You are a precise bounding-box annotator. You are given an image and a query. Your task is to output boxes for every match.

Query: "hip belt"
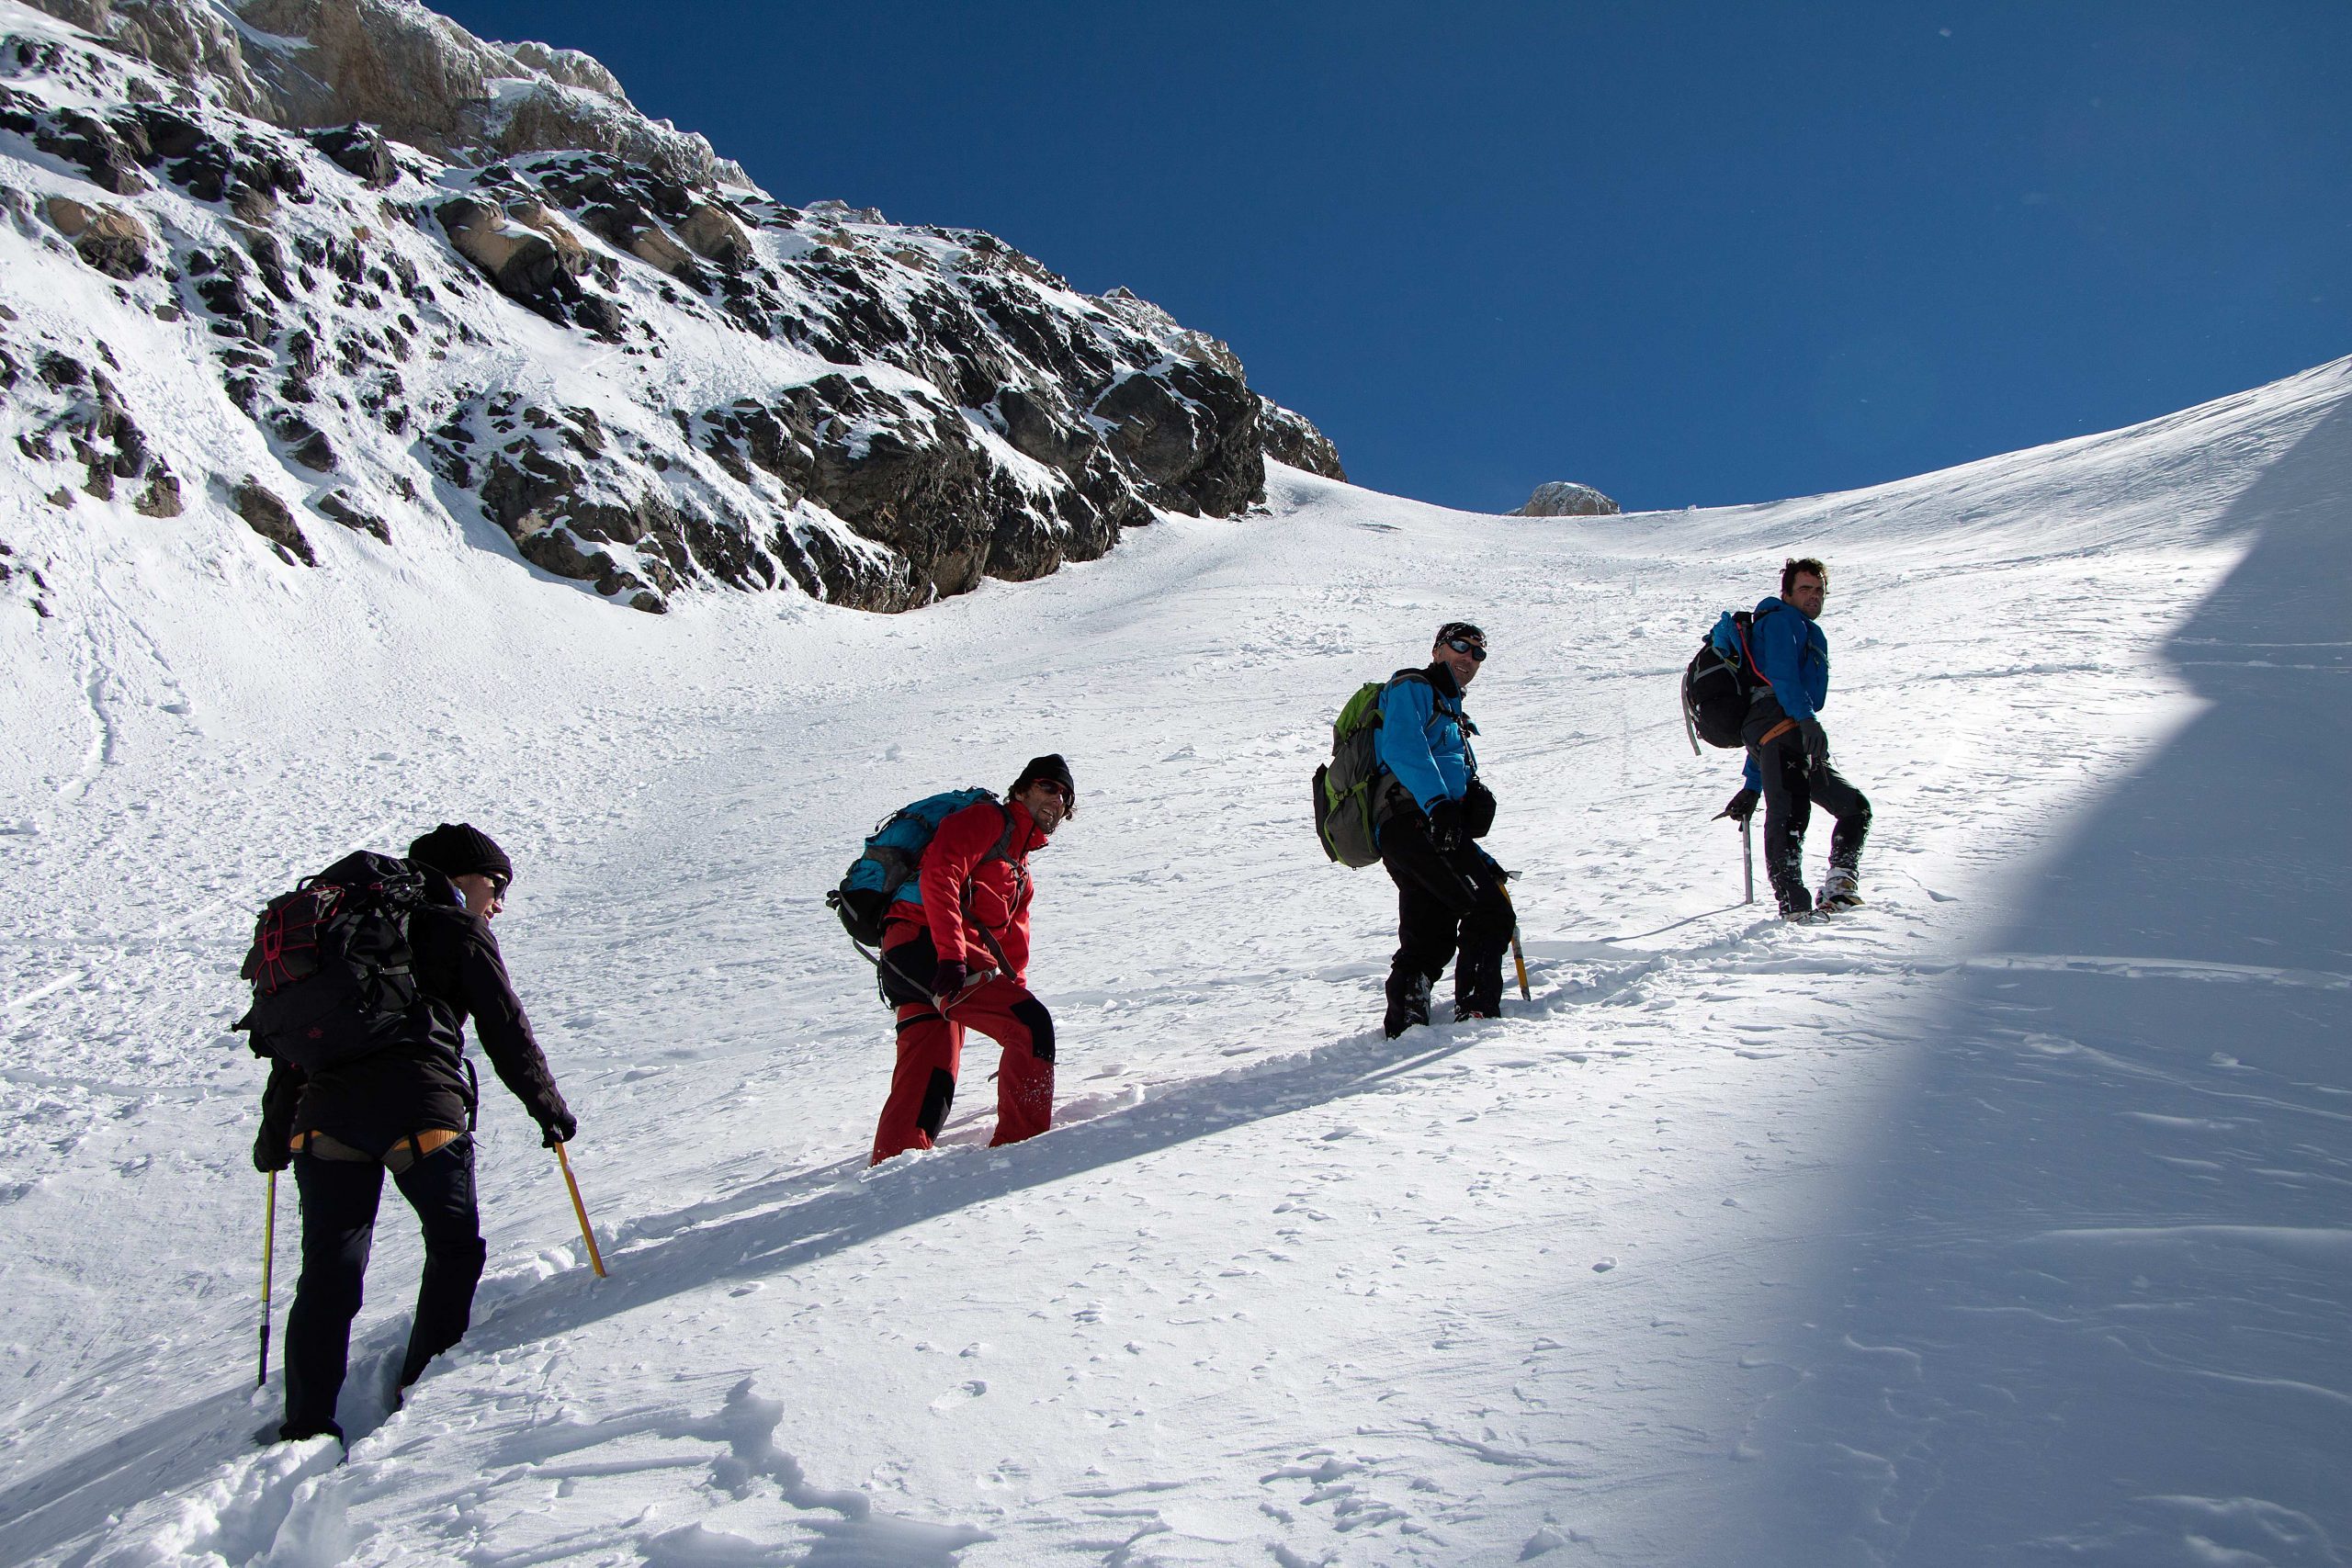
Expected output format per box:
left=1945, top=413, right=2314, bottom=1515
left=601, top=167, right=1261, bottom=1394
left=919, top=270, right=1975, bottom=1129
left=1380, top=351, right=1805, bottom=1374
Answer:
left=291, top=1125, right=463, bottom=1175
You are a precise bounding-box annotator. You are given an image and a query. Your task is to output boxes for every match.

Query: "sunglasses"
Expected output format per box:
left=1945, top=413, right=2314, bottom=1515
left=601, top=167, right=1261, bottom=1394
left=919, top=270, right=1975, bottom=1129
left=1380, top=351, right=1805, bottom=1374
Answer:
left=1443, top=637, right=1487, bottom=662
left=1033, top=781, right=1071, bottom=804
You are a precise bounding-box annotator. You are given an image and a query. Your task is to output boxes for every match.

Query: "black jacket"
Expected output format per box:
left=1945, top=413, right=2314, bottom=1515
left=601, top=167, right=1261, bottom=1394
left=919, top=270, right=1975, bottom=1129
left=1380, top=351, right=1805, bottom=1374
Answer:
left=257, top=874, right=569, bottom=1160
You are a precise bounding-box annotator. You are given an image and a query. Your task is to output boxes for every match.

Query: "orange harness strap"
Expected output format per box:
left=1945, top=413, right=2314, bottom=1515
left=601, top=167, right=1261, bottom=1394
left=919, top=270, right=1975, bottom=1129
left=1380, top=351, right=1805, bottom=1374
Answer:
left=290, top=1125, right=463, bottom=1171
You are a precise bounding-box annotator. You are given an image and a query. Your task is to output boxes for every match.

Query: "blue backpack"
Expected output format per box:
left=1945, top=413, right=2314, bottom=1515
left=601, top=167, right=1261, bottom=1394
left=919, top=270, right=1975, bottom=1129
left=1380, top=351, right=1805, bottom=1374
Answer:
left=826, top=788, right=999, bottom=946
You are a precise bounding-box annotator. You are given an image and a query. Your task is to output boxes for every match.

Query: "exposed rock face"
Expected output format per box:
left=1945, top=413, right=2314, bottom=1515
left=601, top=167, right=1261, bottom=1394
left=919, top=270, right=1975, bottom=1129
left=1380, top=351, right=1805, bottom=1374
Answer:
left=0, top=0, right=1342, bottom=613
left=231, top=473, right=312, bottom=562
left=6, top=344, right=175, bottom=510
left=36, top=0, right=755, bottom=187
left=43, top=194, right=152, bottom=276
left=305, top=122, right=397, bottom=186
left=1512, top=480, right=1621, bottom=517
left=1259, top=398, right=1347, bottom=480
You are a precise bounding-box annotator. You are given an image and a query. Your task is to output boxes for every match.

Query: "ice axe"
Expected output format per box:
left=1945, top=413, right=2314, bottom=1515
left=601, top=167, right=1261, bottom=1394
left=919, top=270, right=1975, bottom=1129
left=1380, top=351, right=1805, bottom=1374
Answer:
left=1741, top=816, right=1755, bottom=905
left=1713, top=795, right=1758, bottom=907
left=553, top=1143, right=607, bottom=1278
left=933, top=964, right=1001, bottom=1015
left=1498, top=882, right=1532, bottom=1001
left=257, top=1170, right=277, bottom=1389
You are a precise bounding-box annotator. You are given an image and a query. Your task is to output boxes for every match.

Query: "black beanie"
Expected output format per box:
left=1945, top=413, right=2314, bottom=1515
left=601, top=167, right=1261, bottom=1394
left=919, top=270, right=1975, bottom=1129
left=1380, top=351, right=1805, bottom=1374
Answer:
left=1010, top=753, right=1076, bottom=817
left=407, top=822, right=514, bottom=885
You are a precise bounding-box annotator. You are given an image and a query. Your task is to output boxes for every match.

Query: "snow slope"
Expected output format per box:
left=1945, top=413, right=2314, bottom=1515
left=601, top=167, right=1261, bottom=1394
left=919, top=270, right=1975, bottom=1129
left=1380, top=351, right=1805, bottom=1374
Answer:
left=2, top=356, right=2346, bottom=1566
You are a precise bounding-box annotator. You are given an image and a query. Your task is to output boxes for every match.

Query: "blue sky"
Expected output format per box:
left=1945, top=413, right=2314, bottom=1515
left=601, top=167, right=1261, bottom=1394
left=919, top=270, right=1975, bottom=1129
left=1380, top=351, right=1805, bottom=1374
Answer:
left=438, top=1, right=2349, bottom=513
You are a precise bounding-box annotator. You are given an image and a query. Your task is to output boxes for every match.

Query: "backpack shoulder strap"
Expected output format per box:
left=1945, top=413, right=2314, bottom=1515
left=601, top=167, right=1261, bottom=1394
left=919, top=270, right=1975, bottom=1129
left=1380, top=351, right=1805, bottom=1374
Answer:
left=1737, top=610, right=1778, bottom=687
left=955, top=803, right=1024, bottom=978
left=1378, top=668, right=1433, bottom=718
left=986, top=801, right=1020, bottom=864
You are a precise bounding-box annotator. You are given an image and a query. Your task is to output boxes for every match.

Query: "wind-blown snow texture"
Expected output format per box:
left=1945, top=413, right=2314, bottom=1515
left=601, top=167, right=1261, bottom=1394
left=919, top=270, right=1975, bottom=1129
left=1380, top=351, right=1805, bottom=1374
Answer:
left=3, top=345, right=2348, bottom=1563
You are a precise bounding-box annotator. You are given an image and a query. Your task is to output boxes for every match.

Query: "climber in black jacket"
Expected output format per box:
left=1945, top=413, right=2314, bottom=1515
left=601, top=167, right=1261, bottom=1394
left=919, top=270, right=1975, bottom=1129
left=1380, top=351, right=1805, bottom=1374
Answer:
left=254, top=822, right=574, bottom=1444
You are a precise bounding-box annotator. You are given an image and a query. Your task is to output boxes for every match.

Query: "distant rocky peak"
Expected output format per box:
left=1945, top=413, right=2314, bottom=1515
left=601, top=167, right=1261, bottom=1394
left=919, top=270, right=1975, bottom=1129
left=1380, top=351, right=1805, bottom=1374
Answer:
left=1512, top=480, right=1619, bottom=517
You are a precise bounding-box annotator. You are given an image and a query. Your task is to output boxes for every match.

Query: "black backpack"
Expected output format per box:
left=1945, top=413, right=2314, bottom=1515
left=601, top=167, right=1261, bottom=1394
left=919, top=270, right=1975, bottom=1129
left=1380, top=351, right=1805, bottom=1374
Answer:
left=234, top=851, right=450, bottom=1073
left=1680, top=608, right=1777, bottom=751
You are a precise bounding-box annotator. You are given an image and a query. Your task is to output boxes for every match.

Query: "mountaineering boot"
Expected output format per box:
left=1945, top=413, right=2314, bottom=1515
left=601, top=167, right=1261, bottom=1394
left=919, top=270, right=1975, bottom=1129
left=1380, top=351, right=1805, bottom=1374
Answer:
left=1453, top=1005, right=1496, bottom=1023
left=1768, top=844, right=1812, bottom=923
left=1817, top=864, right=1863, bottom=912
left=1384, top=969, right=1432, bottom=1039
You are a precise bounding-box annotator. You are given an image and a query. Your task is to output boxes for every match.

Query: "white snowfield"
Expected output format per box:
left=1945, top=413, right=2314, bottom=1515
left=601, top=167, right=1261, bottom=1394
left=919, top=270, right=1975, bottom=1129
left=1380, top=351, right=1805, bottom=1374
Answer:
left=3, top=356, right=2347, bottom=1567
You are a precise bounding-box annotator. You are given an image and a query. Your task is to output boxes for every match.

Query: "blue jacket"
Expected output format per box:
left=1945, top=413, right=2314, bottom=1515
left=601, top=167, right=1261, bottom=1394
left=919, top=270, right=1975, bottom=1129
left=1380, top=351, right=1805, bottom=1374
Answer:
left=1375, top=668, right=1476, bottom=823
left=1740, top=597, right=1830, bottom=790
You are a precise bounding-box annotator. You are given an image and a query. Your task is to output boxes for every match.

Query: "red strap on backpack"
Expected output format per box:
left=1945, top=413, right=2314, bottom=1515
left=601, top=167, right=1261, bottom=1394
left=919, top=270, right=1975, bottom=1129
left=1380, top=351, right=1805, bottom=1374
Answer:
left=1736, top=617, right=1774, bottom=689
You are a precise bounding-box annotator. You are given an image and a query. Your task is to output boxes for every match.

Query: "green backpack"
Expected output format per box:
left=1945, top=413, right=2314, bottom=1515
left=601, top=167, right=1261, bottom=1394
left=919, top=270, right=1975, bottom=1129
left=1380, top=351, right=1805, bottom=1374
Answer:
left=1313, top=670, right=1426, bottom=868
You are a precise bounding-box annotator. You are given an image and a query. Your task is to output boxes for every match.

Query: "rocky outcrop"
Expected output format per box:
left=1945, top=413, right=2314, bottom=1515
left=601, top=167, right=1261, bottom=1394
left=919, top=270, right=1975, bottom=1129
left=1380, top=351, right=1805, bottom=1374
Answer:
left=305, top=122, right=398, bottom=186
left=42, top=195, right=151, bottom=276
left=31, top=0, right=751, bottom=187
left=231, top=473, right=312, bottom=562
left=1512, top=481, right=1620, bottom=517
left=0, top=0, right=1342, bottom=614
left=6, top=344, right=178, bottom=512
left=1259, top=398, right=1346, bottom=480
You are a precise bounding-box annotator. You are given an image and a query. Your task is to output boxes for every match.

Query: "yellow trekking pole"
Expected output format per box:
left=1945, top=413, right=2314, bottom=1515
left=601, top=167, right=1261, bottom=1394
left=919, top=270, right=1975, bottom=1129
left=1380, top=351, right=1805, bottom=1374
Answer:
left=553, top=1143, right=606, bottom=1278
left=258, top=1170, right=277, bottom=1389
left=1499, top=883, right=1532, bottom=1001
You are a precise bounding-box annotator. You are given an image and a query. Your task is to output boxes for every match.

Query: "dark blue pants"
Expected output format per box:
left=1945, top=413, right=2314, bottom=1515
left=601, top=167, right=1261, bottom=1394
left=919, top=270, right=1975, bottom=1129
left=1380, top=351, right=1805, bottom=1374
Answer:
left=282, top=1135, right=486, bottom=1440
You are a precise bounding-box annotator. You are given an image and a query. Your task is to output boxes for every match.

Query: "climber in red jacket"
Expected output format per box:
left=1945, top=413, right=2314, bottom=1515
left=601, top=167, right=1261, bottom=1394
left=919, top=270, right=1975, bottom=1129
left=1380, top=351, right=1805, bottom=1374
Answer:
left=870, top=755, right=1074, bottom=1165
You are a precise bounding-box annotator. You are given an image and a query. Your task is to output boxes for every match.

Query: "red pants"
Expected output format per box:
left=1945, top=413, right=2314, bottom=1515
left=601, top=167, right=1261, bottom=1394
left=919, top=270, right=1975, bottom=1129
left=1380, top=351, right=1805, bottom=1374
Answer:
left=870, top=975, right=1056, bottom=1165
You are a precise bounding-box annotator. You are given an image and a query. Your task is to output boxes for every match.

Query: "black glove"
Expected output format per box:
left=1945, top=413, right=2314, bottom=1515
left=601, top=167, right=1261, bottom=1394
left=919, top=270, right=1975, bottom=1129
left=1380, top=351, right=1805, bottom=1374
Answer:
left=1426, top=798, right=1465, bottom=854
left=1797, top=718, right=1828, bottom=771
left=931, top=959, right=970, bottom=1006
left=1462, top=779, right=1497, bottom=839
left=254, top=1122, right=292, bottom=1173
left=538, top=1105, right=578, bottom=1148
left=1716, top=787, right=1759, bottom=824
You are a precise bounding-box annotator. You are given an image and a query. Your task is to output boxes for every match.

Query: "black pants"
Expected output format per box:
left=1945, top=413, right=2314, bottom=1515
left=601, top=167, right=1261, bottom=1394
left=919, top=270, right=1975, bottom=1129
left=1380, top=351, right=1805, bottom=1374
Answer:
left=1379, top=815, right=1514, bottom=1018
left=283, top=1134, right=486, bottom=1440
left=1748, top=729, right=1871, bottom=912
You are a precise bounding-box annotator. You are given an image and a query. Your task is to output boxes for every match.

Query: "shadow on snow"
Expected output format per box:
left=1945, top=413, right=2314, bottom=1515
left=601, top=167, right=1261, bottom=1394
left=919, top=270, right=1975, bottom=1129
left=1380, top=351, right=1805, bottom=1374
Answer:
left=1708, top=393, right=2352, bottom=1565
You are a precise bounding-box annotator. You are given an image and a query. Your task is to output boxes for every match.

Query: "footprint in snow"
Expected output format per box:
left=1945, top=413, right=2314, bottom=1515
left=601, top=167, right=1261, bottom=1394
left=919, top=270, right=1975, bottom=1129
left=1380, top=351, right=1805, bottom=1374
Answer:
left=928, top=1380, right=988, bottom=1412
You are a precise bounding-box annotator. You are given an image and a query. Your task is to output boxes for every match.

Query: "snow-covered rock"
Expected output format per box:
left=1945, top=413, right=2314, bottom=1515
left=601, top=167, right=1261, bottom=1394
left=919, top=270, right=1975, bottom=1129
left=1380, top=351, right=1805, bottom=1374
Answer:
left=0, top=0, right=1340, bottom=613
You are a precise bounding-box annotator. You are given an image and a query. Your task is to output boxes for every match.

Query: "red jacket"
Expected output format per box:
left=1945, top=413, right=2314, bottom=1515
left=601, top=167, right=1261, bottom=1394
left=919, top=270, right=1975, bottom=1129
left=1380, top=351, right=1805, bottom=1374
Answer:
left=889, top=797, right=1046, bottom=981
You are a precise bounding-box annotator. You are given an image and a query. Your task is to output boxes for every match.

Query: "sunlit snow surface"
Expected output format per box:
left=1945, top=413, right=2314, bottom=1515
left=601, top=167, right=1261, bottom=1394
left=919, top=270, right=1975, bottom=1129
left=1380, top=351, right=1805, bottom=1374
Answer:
left=2, top=360, right=2346, bottom=1566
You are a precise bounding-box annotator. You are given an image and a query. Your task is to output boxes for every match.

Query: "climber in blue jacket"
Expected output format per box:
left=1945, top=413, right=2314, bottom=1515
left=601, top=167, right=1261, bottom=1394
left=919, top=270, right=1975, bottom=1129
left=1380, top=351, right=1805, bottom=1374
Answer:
left=1371, top=622, right=1514, bottom=1035
left=1718, top=558, right=1872, bottom=918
